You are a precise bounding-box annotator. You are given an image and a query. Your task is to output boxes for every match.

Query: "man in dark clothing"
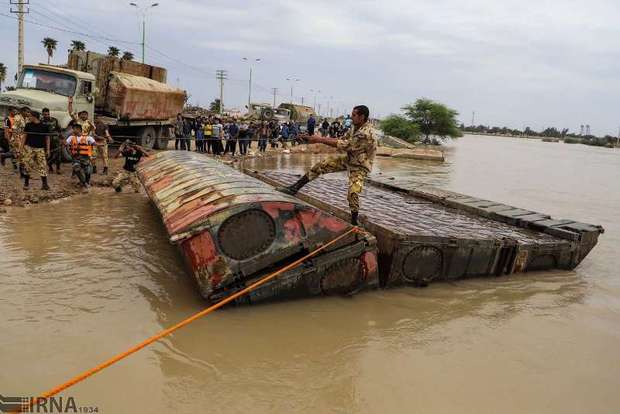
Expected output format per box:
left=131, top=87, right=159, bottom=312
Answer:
left=225, top=121, right=239, bottom=156
left=321, top=119, right=330, bottom=137
left=307, top=115, right=316, bottom=136
left=41, top=108, right=63, bottom=174
left=113, top=140, right=149, bottom=192
left=22, top=110, right=51, bottom=190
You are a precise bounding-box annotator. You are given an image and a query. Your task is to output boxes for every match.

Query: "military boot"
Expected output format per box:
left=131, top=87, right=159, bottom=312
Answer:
left=102, top=167, right=108, bottom=175
left=92, top=165, right=97, bottom=174
left=277, top=174, right=309, bottom=196
left=41, top=176, right=50, bottom=191
left=351, top=211, right=359, bottom=226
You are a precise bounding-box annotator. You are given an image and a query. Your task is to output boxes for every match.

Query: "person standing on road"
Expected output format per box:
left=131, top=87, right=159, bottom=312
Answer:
left=203, top=120, right=213, bottom=154
left=278, top=105, right=376, bottom=225
left=94, top=115, right=113, bottom=175
left=211, top=119, right=223, bottom=156
left=307, top=114, right=316, bottom=136
left=21, top=110, right=51, bottom=191
left=320, top=119, right=330, bottom=137
left=113, top=140, right=149, bottom=193
left=41, top=108, right=62, bottom=175
left=0, top=107, right=23, bottom=172
left=174, top=113, right=185, bottom=150
left=225, top=119, right=239, bottom=156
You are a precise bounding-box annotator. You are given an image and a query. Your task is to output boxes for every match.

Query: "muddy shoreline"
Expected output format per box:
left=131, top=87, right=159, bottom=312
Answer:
left=0, top=144, right=337, bottom=210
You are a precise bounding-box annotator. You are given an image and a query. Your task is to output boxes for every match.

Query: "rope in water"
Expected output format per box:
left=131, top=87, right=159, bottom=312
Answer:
left=13, top=226, right=360, bottom=413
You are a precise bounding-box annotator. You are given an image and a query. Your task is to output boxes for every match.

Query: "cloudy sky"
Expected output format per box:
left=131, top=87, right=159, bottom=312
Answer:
left=1, top=0, right=619, bottom=135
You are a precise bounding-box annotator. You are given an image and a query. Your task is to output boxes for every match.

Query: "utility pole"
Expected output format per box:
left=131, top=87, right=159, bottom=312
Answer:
left=243, top=58, right=261, bottom=109
left=271, top=88, right=278, bottom=107
left=11, top=0, right=29, bottom=75
left=215, top=69, right=227, bottom=115
left=286, top=77, right=300, bottom=104
left=129, top=2, right=159, bottom=64
left=471, top=111, right=475, bottom=126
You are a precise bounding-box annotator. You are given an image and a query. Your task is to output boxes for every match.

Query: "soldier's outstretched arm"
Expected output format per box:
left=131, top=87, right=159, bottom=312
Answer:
left=305, top=135, right=339, bottom=148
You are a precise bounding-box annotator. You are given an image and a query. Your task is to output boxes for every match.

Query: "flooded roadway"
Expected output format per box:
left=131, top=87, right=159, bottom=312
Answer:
left=1, top=135, right=619, bottom=413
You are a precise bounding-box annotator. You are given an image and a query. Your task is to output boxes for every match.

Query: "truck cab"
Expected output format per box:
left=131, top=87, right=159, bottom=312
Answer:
left=0, top=64, right=96, bottom=130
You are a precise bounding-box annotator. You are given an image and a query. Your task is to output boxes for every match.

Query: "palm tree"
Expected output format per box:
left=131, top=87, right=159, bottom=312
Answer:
left=41, top=37, right=58, bottom=64
left=70, top=40, right=86, bottom=51
left=121, top=51, right=134, bottom=61
left=107, top=46, right=120, bottom=57
left=0, top=63, right=6, bottom=92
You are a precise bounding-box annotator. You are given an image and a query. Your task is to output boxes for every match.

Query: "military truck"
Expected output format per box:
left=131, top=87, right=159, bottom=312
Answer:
left=247, top=103, right=291, bottom=123
left=0, top=50, right=186, bottom=149
left=277, top=103, right=315, bottom=124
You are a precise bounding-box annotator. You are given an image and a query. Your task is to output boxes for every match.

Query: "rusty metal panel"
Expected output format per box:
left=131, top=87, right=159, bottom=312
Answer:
left=106, top=72, right=185, bottom=120
left=137, top=152, right=379, bottom=305
left=246, top=170, right=595, bottom=287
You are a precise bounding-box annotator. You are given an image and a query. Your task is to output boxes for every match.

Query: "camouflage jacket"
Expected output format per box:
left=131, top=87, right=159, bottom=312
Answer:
left=336, top=121, right=376, bottom=173
left=75, top=118, right=95, bottom=135
left=13, top=114, right=26, bottom=134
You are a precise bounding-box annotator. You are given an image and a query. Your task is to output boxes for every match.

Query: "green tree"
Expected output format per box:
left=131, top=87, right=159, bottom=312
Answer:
left=107, top=46, right=120, bottom=57
left=121, top=51, right=134, bottom=61
left=209, top=98, right=221, bottom=113
left=41, top=37, right=58, bottom=64
left=380, top=115, right=420, bottom=142
left=402, top=98, right=462, bottom=142
left=0, top=63, right=6, bottom=92
left=70, top=40, right=86, bottom=51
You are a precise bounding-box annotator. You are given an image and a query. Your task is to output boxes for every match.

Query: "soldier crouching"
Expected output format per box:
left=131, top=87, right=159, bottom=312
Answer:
left=112, top=140, right=149, bottom=193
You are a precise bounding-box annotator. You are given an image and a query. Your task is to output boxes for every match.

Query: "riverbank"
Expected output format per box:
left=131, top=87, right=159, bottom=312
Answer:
left=0, top=144, right=335, bottom=209
left=467, top=132, right=620, bottom=148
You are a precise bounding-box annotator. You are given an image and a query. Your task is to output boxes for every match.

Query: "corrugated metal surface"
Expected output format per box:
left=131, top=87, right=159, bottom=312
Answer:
left=107, top=72, right=185, bottom=121
left=246, top=170, right=602, bottom=287
left=137, top=152, right=379, bottom=304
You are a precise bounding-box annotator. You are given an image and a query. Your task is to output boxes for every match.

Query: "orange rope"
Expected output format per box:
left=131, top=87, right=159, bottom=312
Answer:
left=16, top=227, right=359, bottom=413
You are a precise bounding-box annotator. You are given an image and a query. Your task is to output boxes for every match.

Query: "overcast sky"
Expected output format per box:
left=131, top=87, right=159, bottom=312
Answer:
left=1, top=0, right=619, bottom=135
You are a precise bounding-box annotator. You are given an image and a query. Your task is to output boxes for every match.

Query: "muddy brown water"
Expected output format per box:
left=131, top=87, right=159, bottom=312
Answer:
left=1, top=135, right=618, bottom=413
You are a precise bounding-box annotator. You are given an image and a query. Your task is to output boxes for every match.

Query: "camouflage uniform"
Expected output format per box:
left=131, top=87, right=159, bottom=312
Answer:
left=9, top=114, right=26, bottom=167
left=307, top=121, right=376, bottom=212
left=112, top=170, right=141, bottom=193
left=21, top=145, right=48, bottom=178
left=42, top=117, right=62, bottom=171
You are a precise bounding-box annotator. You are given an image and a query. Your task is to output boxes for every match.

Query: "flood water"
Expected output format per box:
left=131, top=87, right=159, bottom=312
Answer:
left=1, top=135, right=619, bottom=413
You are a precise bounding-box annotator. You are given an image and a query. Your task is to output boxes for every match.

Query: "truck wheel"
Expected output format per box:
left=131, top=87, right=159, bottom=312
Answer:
left=154, top=126, right=172, bottom=150
left=138, top=126, right=157, bottom=149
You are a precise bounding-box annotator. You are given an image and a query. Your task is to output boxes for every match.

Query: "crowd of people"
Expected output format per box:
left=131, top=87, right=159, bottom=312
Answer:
left=0, top=104, right=148, bottom=193
left=1, top=104, right=355, bottom=195
left=172, top=113, right=353, bottom=155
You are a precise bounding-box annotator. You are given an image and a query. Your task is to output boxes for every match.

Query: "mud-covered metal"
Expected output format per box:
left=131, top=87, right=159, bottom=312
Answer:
left=137, top=151, right=378, bottom=304
left=246, top=170, right=604, bottom=287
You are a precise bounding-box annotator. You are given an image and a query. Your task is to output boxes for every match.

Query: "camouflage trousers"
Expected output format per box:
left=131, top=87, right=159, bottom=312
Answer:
left=96, top=143, right=109, bottom=168
left=307, top=155, right=367, bottom=213
left=7, top=136, right=22, bottom=167
left=112, top=170, right=141, bottom=193
left=22, top=145, right=48, bottom=177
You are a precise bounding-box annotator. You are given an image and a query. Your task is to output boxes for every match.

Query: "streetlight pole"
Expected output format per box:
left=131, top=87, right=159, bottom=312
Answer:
left=243, top=57, right=261, bottom=109
left=130, top=2, right=159, bottom=63
left=286, top=77, right=300, bottom=104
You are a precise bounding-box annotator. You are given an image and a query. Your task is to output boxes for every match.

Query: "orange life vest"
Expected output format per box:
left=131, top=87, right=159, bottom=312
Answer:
left=70, top=135, right=93, bottom=157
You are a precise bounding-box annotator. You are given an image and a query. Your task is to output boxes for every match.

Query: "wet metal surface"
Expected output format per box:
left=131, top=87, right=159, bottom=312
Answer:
left=249, top=170, right=601, bottom=286
left=1, top=135, right=619, bottom=413
left=137, top=151, right=378, bottom=304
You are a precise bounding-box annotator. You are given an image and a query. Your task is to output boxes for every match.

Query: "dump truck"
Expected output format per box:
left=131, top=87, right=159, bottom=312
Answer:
left=0, top=50, right=186, bottom=149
